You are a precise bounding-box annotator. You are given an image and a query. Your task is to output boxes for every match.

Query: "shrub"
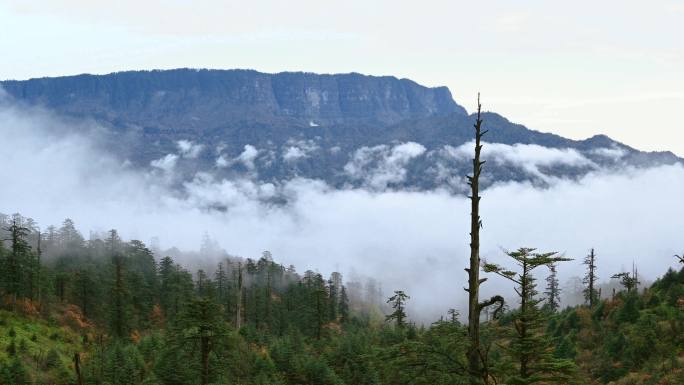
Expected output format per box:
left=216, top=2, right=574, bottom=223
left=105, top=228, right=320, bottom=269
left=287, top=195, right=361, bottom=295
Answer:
left=6, top=339, right=16, bottom=356
left=45, top=348, right=61, bottom=369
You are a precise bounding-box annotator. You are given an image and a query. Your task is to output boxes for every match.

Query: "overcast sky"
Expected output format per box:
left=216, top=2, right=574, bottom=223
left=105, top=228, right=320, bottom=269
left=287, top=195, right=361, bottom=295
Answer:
left=1, top=0, right=683, bottom=155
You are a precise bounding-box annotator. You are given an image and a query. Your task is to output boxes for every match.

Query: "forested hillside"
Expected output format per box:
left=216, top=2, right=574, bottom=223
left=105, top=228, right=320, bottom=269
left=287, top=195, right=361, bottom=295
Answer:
left=0, top=210, right=682, bottom=385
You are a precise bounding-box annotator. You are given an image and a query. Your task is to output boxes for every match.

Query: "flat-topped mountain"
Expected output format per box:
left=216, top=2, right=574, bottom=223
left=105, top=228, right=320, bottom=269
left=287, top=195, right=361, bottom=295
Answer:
left=1, top=69, right=680, bottom=193
left=0, top=69, right=465, bottom=129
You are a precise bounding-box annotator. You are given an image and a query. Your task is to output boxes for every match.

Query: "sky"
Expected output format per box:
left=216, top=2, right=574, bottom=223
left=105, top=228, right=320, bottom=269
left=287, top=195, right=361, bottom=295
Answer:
left=1, top=0, right=683, bottom=155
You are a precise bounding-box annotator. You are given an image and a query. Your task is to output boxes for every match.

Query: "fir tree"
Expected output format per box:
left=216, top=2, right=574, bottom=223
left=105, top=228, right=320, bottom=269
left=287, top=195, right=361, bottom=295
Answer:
left=544, top=263, right=561, bottom=312
left=3, top=217, right=31, bottom=306
left=328, top=278, right=338, bottom=321
left=385, top=290, right=410, bottom=328
left=484, top=248, right=575, bottom=384
left=214, top=261, right=229, bottom=319
left=582, top=248, right=598, bottom=307
left=178, top=297, right=225, bottom=385
left=339, top=285, right=350, bottom=324
left=612, top=272, right=639, bottom=293
left=108, top=230, right=129, bottom=339
left=73, top=269, right=95, bottom=318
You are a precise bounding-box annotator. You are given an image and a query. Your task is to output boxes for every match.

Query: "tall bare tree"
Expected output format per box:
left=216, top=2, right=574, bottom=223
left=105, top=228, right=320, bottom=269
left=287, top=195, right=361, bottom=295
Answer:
left=465, top=94, right=504, bottom=385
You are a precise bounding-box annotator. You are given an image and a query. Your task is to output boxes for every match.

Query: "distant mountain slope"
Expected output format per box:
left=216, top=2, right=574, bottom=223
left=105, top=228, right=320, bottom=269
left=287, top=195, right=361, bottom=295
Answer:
left=0, top=69, right=465, bottom=128
left=1, top=69, right=680, bottom=192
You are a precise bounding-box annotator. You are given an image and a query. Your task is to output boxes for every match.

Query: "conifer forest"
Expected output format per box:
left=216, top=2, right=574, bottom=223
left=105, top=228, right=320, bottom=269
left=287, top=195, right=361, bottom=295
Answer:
left=2, top=2, right=684, bottom=384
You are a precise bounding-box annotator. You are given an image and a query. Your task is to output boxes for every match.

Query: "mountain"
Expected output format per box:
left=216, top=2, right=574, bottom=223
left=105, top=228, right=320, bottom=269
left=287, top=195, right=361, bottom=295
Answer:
left=0, top=69, right=464, bottom=128
left=1, top=69, right=681, bottom=192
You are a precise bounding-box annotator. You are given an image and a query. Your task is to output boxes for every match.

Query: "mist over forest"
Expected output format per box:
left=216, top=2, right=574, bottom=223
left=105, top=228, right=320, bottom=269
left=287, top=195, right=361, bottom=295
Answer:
left=3, top=1, right=684, bottom=383
left=1, top=87, right=682, bottom=322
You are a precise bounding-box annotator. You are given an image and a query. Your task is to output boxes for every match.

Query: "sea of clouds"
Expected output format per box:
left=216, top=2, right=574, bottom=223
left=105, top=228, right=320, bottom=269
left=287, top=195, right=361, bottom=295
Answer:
left=1, top=92, right=682, bottom=321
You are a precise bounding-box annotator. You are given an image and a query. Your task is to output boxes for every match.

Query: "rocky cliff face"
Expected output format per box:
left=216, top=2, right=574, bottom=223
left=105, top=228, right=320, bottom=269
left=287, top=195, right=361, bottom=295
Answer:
left=1, top=69, right=680, bottom=193
left=0, top=69, right=465, bottom=130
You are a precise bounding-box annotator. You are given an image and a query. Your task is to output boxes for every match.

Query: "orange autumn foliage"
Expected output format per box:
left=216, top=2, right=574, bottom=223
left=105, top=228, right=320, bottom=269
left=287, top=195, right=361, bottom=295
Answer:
left=60, top=304, right=93, bottom=331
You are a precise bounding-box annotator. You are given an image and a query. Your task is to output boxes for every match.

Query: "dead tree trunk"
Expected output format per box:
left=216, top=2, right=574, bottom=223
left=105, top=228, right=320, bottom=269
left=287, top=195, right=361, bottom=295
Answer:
left=466, top=95, right=503, bottom=385
left=74, top=352, right=84, bottom=385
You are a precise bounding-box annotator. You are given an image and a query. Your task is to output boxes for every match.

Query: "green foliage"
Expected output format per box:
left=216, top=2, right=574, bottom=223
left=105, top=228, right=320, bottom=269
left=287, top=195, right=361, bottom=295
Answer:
left=547, top=266, right=684, bottom=384
left=103, top=342, right=145, bottom=385
left=385, top=291, right=410, bottom=328
left=45, top=348, right=60, bottom=369
left=0, top=357, right=29, bottom=385
left=1, top=213, right=683, bottom=385
left=486, top=248, right=576, bottom=384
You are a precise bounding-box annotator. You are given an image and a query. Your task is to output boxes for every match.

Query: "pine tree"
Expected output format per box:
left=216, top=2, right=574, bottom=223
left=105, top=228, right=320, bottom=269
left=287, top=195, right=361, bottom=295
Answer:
left=3, top=217, right=31, bottom=307
left=484, top=248, right=575, bottom=384
left=103, top=342, right=143, bottom=385
left=178, top=297, right=224, bottom=385
left=339, top=285, right=350, bottom=323
left=215, top=262, right=227, bottom=301
left=34, top=229, right=42, bottom=304
left=158, top=256, right=177, bottom=318
left=328, top=278, right=338, bottom=321
left=108, top=230, right=129, bottom=339
left=126, top=240, right=158, bottom=329
left=1, top=357, right=29, bottom=385
left=582, top=248, right=598, bottom=307
left=58, top=218, right=85, bottom=251
left=235, top=261, right=243, bottom=329
left=304, top=272, right=327, bottom=339
left=73, top=269, right=95, bottom=318
left=385, top=290, right=410, bottom=328
left=197, top=269, right=210, bottom=297
left=544, top=263, right=561, bottom=312
left=265, top=260, right=273, bottom=328
left=612, top=272, right=639, bottom=293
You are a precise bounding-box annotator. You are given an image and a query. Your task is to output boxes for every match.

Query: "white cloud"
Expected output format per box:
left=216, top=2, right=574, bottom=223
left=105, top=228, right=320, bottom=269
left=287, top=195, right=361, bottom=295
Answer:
left=345, top=142, right=426, bottom=190
left=236, top=144, right=259, bottom=170
left=216, top=144, right=260, bottom=170
left=215, top=154, right=230, bottom=168
left=150, top=153, right=178, bottom=172
left=590, top=146, right=627, bottom=160
left=283, top=146, right=307, bottom=162
left=177, top=139, right=204, bottom=158
left=282, top=139, right=319, bottom=163
left=441, top=141, right=596, bottom=181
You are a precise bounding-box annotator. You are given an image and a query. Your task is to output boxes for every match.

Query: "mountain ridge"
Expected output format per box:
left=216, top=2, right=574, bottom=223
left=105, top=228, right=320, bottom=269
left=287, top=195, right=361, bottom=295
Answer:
left=0, top=68, right=466, bottom=128
left=1, top=69, right=681, bottom=192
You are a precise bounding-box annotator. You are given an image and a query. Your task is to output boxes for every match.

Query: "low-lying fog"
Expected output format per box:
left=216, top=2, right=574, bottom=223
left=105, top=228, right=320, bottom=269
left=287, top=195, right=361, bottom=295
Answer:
left=1, top=93, right=682, bottom=321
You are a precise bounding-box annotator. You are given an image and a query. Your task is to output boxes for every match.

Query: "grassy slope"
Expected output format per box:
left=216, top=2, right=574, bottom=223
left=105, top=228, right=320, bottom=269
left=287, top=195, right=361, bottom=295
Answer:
left=0, top=308, right=85, bottom=384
